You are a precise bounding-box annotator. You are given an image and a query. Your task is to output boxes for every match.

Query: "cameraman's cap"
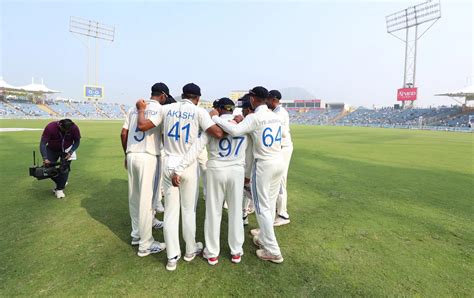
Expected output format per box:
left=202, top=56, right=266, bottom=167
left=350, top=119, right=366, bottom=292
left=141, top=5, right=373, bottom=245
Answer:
left=268, top=90, right=282, bottom=100
left=183, top=83, right=201, bottom=96
left=151, top=82, right=171, bottom=98
left=249, top=86, right=268, bottom=99
left=216, top=97, right=235, bottom=111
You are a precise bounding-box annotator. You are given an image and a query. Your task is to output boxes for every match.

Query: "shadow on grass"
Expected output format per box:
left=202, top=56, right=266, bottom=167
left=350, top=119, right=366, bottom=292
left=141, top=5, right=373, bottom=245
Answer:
left=81, top=178, right=132, bottom=247
left=80, top=179, right=212, bottom=267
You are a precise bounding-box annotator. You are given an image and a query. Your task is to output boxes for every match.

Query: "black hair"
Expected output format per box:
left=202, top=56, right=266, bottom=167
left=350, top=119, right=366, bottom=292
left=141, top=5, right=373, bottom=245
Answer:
left=181, top=94, right=199, bottom=100
left=163, top=96, right=177, bottom=105
left=59, top=119, right=74, bottom=131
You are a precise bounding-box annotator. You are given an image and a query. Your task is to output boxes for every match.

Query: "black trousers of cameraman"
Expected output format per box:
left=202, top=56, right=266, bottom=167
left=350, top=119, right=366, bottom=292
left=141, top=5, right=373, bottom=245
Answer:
left=46, top=147, right=71, bottom=191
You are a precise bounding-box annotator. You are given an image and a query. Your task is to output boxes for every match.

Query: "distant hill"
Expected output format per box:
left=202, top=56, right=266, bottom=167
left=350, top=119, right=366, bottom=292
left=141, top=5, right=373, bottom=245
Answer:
left=280, top=87, right=316, bottom=100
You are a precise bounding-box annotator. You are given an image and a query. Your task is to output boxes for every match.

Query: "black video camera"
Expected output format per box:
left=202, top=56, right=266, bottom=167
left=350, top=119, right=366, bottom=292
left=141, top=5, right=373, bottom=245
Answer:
left=29, top=151, right=70, bottom=180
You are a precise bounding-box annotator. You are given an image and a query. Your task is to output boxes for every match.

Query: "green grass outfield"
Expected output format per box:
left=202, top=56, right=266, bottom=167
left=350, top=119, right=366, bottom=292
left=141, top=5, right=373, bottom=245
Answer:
left=0, top=119, right=472, bottom=296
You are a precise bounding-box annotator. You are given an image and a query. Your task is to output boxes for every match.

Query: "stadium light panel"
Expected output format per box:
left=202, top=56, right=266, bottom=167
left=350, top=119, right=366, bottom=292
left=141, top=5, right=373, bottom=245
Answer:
left=386, top=0, right=441, bottom=33
left=69, top=16, right=115, bottom=42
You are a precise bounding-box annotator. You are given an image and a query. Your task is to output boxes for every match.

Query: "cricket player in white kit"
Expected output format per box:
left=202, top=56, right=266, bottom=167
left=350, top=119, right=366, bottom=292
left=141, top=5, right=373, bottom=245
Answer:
left=267, top=90, right=293, bottom=226
left=172, top=98, right=247, bottom=265
left=151, top=95, right=178, bottom=216
left=120, top=82, right=170, bottom=257
left=237, top=94, right=255, bottom=225
left=211, top=87, right=285, bottom=263
left=136, top=83, right=223, bottom=271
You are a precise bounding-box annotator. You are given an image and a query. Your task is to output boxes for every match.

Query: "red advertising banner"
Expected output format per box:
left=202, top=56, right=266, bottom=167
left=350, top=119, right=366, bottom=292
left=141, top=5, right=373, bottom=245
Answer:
left=397, top=88, right=417, bottom=101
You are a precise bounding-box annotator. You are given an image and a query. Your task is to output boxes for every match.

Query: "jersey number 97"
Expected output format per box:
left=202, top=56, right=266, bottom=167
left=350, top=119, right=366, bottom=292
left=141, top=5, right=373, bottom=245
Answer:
left=218, top=136, right=245, bottom=157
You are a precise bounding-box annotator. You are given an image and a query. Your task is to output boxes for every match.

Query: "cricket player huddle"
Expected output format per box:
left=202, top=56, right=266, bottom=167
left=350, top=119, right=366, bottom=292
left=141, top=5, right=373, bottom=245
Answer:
left=120, top=82, right=293, bottom=271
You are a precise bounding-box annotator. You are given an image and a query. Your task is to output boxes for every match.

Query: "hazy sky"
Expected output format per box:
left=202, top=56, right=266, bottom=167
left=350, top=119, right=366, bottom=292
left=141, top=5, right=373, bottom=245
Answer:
left=1, top=0, right=472, bottom=107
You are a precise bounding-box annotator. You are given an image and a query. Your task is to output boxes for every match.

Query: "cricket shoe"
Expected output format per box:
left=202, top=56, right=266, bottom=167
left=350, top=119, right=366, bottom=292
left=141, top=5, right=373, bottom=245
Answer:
left=256, top=249, right=284, bottom=264
left=137, top=241, right=166, bottom=257
left=274, top=215, right=291, bottom=227
left=53, top=189, right=65, bottom=199
left=183, top=242, right=203, bottom=262
left=203, top=248, right=219, bottom=266
left=250, top=228, right=260, bottom=237
left=152, top=218, right=164, bottom=229
left=166, top=255, right=180, bottom=271
left=231, top=254, right=242, bottom=264
left=252, top=235, right=264, bottom=248
left=131, top=237, right=140, bottom=246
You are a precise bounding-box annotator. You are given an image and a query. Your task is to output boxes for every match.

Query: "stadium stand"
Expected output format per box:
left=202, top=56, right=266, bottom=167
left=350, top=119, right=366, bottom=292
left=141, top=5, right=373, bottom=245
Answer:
left=48, top=101, right=82, bottom=118
left=96, top=102, right=127, bottom=119
left=287, top=105, right=472, bottom=131
left=332, top=106, right=472, bottom=129
left=1, top=96, right=471, bottom=131
left=0, top=98, right=129, bottom=119
left=290, top=109, right=343, bottom=125
left=7, top=99, right=50, bottom=117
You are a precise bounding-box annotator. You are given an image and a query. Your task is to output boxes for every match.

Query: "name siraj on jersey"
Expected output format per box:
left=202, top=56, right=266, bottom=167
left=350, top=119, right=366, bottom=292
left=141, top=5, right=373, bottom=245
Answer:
left=166, top=110, right=195, bottom=120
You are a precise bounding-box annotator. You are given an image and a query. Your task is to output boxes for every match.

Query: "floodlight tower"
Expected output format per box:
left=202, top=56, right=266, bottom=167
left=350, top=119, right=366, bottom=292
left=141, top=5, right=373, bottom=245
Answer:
left=386, top=0, right=441, bottom=109
left=69, top=17, right=115, bottom=100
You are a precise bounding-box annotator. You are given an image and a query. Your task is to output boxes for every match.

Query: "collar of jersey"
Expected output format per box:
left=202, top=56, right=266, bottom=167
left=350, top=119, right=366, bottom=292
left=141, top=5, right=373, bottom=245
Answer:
left=181, top=98, right=194, bottom=105
left=145, top=99, right=160, bottom=106
left=255, top=105, right=268, bottom=113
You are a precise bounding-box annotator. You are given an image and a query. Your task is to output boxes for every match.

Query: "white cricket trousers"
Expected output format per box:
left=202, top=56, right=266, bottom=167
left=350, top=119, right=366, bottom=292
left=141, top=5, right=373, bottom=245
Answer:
left=276, top=145, right=293, bottom=218
left=251, top=157, right=285, bottom=256
left=162, top=157, right=199, bottom=259
left=127, top=153, right=158, bottom=250
left=205, top=165, right=245, bottom=258
left=152, top=155, right=163, bottom=211
left=197, top=147, right=208, bottom=198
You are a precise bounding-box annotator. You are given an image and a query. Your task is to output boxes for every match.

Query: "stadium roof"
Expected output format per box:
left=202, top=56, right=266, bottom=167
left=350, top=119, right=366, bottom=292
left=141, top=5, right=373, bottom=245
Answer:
left=20, top=82, right=60, bottom=93
left=1, top=77, right=60, bottom=94
left=0, top=77, right=19, bottom=90
left=436, top=85, right=474, bottom=97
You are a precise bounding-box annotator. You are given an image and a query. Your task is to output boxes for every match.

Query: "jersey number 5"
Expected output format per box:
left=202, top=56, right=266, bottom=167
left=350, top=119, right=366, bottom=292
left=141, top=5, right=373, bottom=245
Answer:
left=134, top=126, right=145, bottom=142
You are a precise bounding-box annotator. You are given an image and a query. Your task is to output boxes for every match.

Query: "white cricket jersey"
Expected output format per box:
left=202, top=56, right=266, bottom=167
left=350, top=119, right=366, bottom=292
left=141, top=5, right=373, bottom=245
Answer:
left=157, top=99, right=215, bottom=158
left=273, top=105, right=293, bottom=147
left=212, top=105, right=282, bottom=161
left=173, top=114, right=247, bottom=175
left=123, top=100, right=162, bottom=156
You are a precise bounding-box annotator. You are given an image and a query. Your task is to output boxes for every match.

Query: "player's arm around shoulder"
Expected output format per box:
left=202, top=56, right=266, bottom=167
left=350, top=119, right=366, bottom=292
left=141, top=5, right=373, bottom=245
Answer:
left=135, top=99, right=163, bottom=131
left=201, top=108, right=224, bottom=139
left=212, top=112, right=257, bottom=137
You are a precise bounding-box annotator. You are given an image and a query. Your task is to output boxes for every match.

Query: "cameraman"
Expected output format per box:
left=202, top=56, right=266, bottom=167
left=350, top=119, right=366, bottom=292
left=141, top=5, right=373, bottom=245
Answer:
left=40, top=119, right=81, bottom=199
